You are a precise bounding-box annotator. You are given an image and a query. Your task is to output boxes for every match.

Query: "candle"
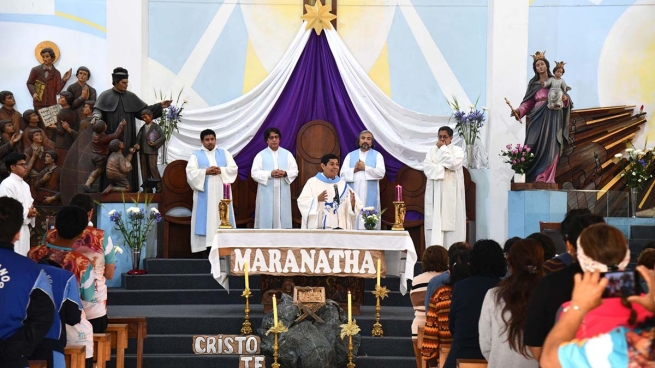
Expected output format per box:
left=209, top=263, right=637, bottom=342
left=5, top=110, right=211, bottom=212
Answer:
left=223, top=183, right=230, bottom=199
left=244, top=261, right=249, bottom=290
left=376, top=258, right=381, bottom=287
left=395, top=185, right=402, bottom=202
left=347, top=291, right=352, bottom=323
left=272, top=294, right=278, bottom=327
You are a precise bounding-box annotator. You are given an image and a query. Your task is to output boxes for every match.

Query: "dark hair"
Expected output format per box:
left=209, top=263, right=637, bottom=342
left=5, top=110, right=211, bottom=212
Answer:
left=22, top=109, right=37, bottom=122
left=111, top=67, right=129, bottom=85
left=529, top=57, right=554, bottom=85
left=638, top=249, right=655, bottom=269
left=84, top=100, right=96, bottom=108
left=445, top=247, right=471, bottom=286
left=642, top=241, right=655, bottom=252
left=4, top=152, right=26, bottom=168
left=109, top=139, right=122, bottom=152
left=60, top=91, right=74, bottom=106
left=264, top=127, right=281, bottom=142
left=560, top=209, right=592, bottom=242
left=200, top=129, right=216, bottom=140
left=0, top=119, right=11, bottom=133
left=92, top=120, right=107, bottom=134
left=140, top=109, right=153, bottom=118
left=448, top=242, right=471, bottom=256
left=0, top=91, right=13, bottom=104
left=28, top=128, right=44, bottom=142
left=356, top=130, right=375, bottom=148
left=565, top=214, right=605, bottom=246
left=503, top=236, right=522, bottom=254
left=469, top=239, right=506, bottom=277
left=44, top=150, right=58, bottom=162
left=321, top=153, right=339, bottom=166
left=553, top=66, right=565, bottom=74
left=55, top=206, right=88, bottom=240
left=69, top=193, right=94, bottom=213
left=495, top=239, right=545, bottom=358
left=579, top=223, right=627, bottom=268
left=41, top=47, right=56, bottom=60
left=76, top=66, right=91, bottom=79
left=0, top=196, right=24, bottom=242
left=527, top=232, right=556, bottom=261
left=422, top=246, right=449, bottom=273
left=438, top=126, right=453, bottom=138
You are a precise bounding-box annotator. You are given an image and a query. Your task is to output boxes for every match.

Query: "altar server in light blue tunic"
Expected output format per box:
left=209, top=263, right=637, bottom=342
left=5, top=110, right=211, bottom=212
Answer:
left=340, top=130, right=386, bottom=229
left=251, top=128, right=298, bottom=229
left=186, top=129, right=238, bottom=253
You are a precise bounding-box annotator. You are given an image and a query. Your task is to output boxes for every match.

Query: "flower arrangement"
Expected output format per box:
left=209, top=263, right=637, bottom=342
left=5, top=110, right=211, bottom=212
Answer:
left=108, top=195, right=163, bottom=251
left=360, top=207, right=385, bottom=230
left=500, top=143, right=535, bottom=174
left=613, top=143, right=654, bottom=190
left=155, top=89, right=188, bottom=141
left=448, top=96, right=487, bottom=145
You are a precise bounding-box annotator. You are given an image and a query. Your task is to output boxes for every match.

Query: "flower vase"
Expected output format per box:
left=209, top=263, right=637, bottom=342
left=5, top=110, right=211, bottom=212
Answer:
left=466, top=144, right=475, bottom=169
left=513, top=173, right=526, bottom=184
left=160, top=141, right=168, bottom=165
left=128, top=248, right=147, bottom=275
left=630, top=187, right=640, bottom=218
left=364, top=222, right=377, bottom=230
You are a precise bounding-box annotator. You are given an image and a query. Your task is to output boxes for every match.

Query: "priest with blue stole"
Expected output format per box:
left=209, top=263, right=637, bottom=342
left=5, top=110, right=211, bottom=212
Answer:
left=251, top=128, right=298, bottom=229
left=298, top=153, right=364, bottom=229
left=340, top=130, right=386, bottom=230
left=186, top=129, right=238, bottom=253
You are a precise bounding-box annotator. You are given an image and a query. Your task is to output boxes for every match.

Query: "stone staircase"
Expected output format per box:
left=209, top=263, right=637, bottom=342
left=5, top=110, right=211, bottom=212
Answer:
left=107, top=258, right=417, bottom=368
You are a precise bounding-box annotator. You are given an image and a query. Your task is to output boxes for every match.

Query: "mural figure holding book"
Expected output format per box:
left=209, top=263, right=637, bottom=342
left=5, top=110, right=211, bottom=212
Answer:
left=26, top=46, right=71, bottom=111
left=135, top=109, right=165, bottom=193
left=509, top=51, right=573, bottom=183
left=94, top=67, right=171, bottom=192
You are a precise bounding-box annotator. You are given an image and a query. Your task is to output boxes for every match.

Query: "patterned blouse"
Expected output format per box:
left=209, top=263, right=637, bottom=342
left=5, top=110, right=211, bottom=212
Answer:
left=422, top=284, right=454, bottom=361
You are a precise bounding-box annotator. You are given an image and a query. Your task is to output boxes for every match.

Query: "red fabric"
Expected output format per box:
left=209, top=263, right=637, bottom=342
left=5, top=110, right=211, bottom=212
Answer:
left=559, top=297, right=653, bottom=339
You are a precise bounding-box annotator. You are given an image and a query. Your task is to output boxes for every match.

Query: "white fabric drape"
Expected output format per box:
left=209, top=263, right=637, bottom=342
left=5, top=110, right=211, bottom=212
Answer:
left=167, top=23, right=464, bottom=170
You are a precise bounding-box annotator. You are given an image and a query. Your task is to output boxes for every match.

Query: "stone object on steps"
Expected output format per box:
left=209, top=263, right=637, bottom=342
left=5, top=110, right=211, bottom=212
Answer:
left=258, top=293, right=361, bottom=368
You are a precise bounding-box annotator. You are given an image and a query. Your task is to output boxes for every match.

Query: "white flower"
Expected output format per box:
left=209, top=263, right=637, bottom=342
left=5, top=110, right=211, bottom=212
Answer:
left=468, top=104, right=475, bottom=110
left=614, top=153, right=623, bottom=158
left=481, top=107, right=488, bottom=111
left=633, top=172, right=637, bottom=176
left=363, top=206, right=375, bottom=211
left=626, top=148, right=634, bottom=152
left=108, top=209, right=116, bottom=216
left=127, top=207, right=140, bottom=213
left=150, top=207, right=160, bottom=214
left=183, top=99, right=189, bottom=104
left=115, top=246, right=124, bottom=254
left=636, top=150, right=644, bottom=155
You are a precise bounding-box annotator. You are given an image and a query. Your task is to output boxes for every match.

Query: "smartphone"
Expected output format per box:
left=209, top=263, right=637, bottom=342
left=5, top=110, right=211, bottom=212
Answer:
left=601, top=270, right=642, bottom=298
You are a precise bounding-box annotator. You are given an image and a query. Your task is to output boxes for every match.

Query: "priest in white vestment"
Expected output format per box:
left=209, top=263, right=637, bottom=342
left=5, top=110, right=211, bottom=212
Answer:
left=186, top=129, right=238, bottom=253
left=423, top=127, right=466, bottom=248
left=252, top=128, right=298, bottom=229
left=340, top=130, right=386, bottom=229
left=0, top=152, right=36, bottom=256
left=298, top=153, right=363, bottom=229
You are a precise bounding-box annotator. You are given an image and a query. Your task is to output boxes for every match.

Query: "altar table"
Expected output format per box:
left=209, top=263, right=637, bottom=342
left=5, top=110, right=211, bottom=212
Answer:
left=208, top=229, right=417, bottom=295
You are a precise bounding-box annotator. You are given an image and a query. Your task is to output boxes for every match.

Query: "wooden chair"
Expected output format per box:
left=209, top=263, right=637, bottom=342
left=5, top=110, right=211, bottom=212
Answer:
left=93, top=333, right=112, bottom=368
left=108, top=317, right=147, bottom=368
left=417, top=325, right=427, bottom=368
left=64, top=345, right=86, bottom=368
left=28, top=361, right=47, bottom=368
left=457, top=358, right=488, bottom=368
left=106, top=323, right=129, bottom=368
left=439, top=344, right=451, bottom=368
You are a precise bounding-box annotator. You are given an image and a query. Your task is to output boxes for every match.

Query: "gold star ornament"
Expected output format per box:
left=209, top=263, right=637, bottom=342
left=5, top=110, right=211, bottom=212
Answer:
left=300, top=0, right=337, bottom=35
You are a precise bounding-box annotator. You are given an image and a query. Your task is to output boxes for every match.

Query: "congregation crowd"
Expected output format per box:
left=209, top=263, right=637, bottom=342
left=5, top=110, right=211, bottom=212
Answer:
left=411, top=209, right=655, bottom=368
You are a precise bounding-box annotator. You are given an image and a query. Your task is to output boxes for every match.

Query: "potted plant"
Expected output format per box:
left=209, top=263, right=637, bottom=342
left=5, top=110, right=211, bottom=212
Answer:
left=613, top=142, right=654, bottom=217
left=500, top=143, right=534, bottom=183
left=449, top=96, right=487, bottom=168
left=359, top=207, right=385, bottom=230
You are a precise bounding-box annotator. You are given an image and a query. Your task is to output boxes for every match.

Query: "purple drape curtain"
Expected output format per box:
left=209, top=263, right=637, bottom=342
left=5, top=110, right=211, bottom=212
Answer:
left=234, top=32, right=405, bottom=181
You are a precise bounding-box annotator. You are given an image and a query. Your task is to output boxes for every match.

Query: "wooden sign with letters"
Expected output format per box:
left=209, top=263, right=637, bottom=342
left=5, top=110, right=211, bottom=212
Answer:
left=230, top=248, right=386, bottom=278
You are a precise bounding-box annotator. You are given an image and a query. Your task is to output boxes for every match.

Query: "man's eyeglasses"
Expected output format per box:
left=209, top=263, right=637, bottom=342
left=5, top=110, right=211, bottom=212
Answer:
left=14, top=163, right=28, bottom=168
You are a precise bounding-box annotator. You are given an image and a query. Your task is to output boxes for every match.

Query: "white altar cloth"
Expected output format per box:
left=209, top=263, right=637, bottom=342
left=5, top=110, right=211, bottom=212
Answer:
left=208, top=229, right=417, bottom=295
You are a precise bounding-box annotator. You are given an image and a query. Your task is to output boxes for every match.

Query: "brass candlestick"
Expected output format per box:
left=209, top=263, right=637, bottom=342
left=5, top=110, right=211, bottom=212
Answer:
left=371, top=284, right=389, bottom=337
left=340, top=320, right=360, bottom=368
left=218, top=199, right=232, bottom=229
left=241, top=289, right=252, bottom=335
left=391, top=201, right=406, bottom=231
left=266, top=322, right=288, bottom=368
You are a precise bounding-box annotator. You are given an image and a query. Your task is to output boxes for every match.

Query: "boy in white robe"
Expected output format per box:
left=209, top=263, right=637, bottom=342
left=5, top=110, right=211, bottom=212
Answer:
left=423, top=126, right=466, bottom=248
left=251, top=128, right=298, bottom=229
left=0, top=152, right=36, bottom=256
left=298, top=153, right=363, bottom=229
left=340, top=130, right=386, bottom=229
left=186, top=129, right=238, bottom=253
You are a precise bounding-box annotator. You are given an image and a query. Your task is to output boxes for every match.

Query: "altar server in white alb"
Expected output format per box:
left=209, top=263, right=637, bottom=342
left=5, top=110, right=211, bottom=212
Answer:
left=340, top=130, right=386, bottom=230
left=186, top=129, right=238, bottom=253
left=252, top=127, right=298, bottom=229
left=423, top=126, right=466, bottom=248
left=0, top=152, right=37, bottom=256
left=298, top=153, right=363, bottom=229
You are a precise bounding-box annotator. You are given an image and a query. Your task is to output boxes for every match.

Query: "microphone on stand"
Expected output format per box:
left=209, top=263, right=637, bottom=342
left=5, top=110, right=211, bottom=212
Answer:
left=333, top=183, right=342, bottom=230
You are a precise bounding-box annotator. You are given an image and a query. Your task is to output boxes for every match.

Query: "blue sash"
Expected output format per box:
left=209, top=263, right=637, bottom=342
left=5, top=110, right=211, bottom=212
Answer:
left=348, top=149, right=379, bottom=208
left=257, top=148, right=292, bottom=228
left=193, top=149, right=229, bottom=236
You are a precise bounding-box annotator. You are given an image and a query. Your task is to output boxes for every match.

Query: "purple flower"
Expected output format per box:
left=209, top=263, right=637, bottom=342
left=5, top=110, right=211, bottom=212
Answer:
left=506, top=144, right=511, bottom=149
left=521, top=157, right=525, bottom=162
left=525, top=147, right=531, bottom=152
left=512, top=160, right=517, bottom=164
left=109, top=211, right=121, bottom=223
